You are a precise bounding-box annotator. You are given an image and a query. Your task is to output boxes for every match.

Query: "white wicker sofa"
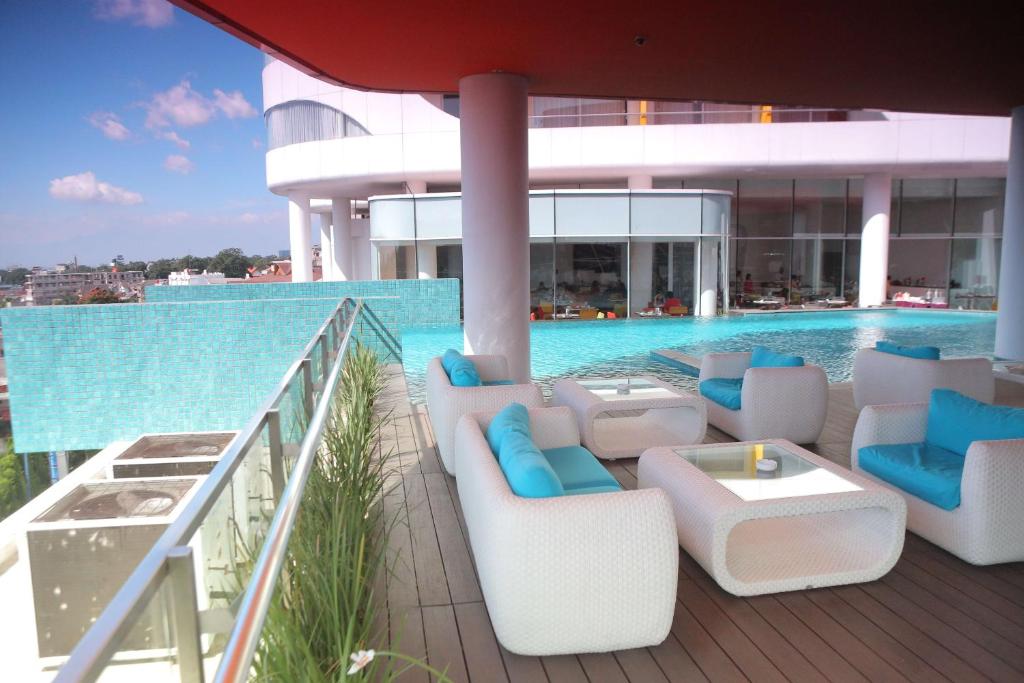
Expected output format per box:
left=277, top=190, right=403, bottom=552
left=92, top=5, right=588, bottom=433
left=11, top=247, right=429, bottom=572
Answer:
left=851, top=401, right=1024, bottom=565
left=852, top=348, right=994, bottom=409
left=425, top=354, right=543, bottom=476
left=454, top=406, right=678, bottom=655
left=698, top=351, right=828, bottom=443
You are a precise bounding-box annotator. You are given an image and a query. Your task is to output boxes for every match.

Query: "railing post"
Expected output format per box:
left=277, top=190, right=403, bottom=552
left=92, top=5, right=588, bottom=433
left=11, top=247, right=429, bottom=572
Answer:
left=266, top=409, right=284, bottom=502
left=319, top=333, right=329, bottom=384
left=301, top=358, right=314, bottom=420
left=167, top=546, right=204, bottom=683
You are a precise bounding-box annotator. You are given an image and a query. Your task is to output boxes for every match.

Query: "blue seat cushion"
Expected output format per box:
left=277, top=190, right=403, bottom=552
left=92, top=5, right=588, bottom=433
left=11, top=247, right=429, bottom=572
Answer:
left=541, top=445, right=622, bottom=493
left=751, top=346, right=805, bottom=368
left=498, top=432, right=564, bottom=498
left=926, top=389, right=1024, bottom=457
left=485, top=402, right=531, bottom=455
left=876, top=340, right=940, bottom=360
left=699, top=378, right=743, bottom=410
left=447, top=356, right=481, bottom=387
left=858, top=442, right=964, bottom=510
left=483, top=379, right=515, bottom=386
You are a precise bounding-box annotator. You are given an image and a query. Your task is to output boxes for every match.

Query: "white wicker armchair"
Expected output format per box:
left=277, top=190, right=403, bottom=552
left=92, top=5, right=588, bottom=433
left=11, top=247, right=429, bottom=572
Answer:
left=852, top=348, right=994, bottom=409
left=698, top=352, right=828, bottom=443
left=425, top=354, right=544, bottom=476
left=453, top=406, right=679, bottom=655
left=851, top=402, right=1024, bottom=565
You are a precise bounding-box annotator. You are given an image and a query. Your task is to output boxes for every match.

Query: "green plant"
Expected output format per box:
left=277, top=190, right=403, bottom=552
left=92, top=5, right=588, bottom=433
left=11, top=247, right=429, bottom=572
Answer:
left=254, top=344, right=448, bottom=681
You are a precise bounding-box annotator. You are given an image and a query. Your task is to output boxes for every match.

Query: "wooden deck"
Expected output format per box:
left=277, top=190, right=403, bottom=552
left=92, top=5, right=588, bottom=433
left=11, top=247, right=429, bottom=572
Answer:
left=376, top=368, right=1024, bottom=683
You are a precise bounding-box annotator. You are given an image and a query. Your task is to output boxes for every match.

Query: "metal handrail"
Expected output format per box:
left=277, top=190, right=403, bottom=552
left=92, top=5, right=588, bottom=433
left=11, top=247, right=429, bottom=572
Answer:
left=214, top=299, right=360, bottom=682
left=55, top=297, right=359, bottom=683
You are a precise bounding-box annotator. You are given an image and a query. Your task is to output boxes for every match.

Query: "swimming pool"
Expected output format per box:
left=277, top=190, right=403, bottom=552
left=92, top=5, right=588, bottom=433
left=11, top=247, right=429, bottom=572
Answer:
left=401, top=310, right=997, bottom=402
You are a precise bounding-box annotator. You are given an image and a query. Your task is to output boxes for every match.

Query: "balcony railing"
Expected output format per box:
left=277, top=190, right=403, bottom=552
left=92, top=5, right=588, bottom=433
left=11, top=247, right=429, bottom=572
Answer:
left=55, top=297, right=366, bottom=682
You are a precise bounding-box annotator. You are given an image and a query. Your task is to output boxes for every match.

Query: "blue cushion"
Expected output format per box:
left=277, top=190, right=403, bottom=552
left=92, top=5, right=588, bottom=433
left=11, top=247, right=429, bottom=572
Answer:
left=876, top=340, right=941, bottom=360
left=483, top=379, right=515, bottom=386
left=440, top=349, right=463, bottom=374
left=541, top=445, right=622, bottom=493
left=498, top=432, right=564, bottom=498
left=485, top=402, right=531, bottom=454
left=448, top=356, right=481, bottom=387
left=926, top=389, right=1024, bottom=457
left=699, top=378, right=743, bottom=410
left=858, top=442, right=964, bottom=510
left=750, top=346, right=805, bottom=368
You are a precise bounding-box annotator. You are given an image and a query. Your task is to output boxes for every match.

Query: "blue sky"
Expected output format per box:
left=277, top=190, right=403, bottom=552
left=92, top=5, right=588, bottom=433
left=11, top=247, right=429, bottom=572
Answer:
left=0, top=0, right=289, bottom=267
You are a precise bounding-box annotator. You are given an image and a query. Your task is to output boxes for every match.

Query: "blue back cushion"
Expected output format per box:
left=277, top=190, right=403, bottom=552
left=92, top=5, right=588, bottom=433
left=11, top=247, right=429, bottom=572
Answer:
left=876, top=340, right=940, bottom=360
left=485, top=402, right=531, bottom=454
left=498, top=431, right=564, bottom=498
left=750, top=346, right=805, bottom=368
left=699, top=378, right=743, bottom=410
left=441, top=348, right=463, bottom=374
left=448, top=356, right=481, bottom=387
left=926, top=389, right=1024, bottom=457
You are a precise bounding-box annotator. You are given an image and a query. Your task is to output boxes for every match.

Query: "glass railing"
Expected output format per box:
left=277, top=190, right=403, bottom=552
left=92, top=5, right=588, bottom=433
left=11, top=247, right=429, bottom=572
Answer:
left=54, top=298, right=364, bottom=682
left=527, top=106, right=856, bottom=128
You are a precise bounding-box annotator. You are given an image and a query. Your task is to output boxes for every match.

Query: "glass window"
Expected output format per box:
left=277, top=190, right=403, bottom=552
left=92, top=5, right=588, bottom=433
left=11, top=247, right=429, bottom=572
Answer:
left=530, top=241, right=556, bottom=317
left=376, top=243, right=416, bottom=280
left=553, top=240, right=627, bottom=317
left=790, top=239, right=845, bottom=303
left=949, top=238, right=1000, bottom=310
left=899, top=179, right=954, bottom=235
left=793, top=180, right=847, bottom=236
left=737, top=179, right=793, bottom=237
left=888, top=239, right=949, bottom=289
left=649, top=101, right=701, bottom=125
left=843, top=239, right=860, bottom=301
left=954, top=178, right=1005, bottom=235
left=731, top=239, right=791, bottom=306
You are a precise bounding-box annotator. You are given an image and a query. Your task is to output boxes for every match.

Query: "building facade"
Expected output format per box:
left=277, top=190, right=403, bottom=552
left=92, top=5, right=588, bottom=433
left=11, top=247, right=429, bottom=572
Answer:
left=24, top=270, right=145, bottom=306
left=262, top=59, right=1009, bottom=316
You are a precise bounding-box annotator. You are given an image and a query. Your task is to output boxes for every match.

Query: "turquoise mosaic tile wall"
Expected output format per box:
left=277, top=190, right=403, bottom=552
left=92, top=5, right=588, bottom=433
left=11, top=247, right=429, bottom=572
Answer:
left=2, top=298, right=374, bottom=453
left=145, top=279, right=460, bottom=330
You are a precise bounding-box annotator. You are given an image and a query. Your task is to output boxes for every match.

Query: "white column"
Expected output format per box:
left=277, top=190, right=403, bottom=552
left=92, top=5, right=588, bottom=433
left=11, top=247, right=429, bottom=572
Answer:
left=288, top=194, right=313, bottom=282
left=858, top=173, right=892, bottom=307
left=319, top=213, right=333, bottom=281
left=628, top=175, right=653, bottom=190
left=629, top=240, right=654, bottom=314
left=330, top=198, right=353, bottom=281
left=417, top=242, right=437, bottom=278
left=698, top=238, right=718, bottom=316
left=996, top=106, right=1024, bottom=359
left=460, top=72, right=531, bottom=382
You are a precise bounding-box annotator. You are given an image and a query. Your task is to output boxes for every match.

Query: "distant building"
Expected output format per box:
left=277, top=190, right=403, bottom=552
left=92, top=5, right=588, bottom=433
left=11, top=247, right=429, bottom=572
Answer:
left=24, top=270, right=144, bottom=305
left=168, top=270, right=228, bottom=286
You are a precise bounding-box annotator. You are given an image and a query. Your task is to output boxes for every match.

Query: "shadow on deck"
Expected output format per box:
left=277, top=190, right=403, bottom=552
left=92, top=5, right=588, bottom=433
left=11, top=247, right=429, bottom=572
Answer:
left=377, top=366, right=1024, bottom=682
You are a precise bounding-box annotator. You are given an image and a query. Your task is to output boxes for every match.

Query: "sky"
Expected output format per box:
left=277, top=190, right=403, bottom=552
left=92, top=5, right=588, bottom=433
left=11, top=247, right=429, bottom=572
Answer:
left=0, top=0, right=289, bottom=268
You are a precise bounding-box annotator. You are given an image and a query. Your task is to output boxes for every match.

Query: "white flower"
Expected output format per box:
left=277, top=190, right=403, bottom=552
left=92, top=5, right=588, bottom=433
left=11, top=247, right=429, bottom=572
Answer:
left=347, top=649, right=375, bottom=674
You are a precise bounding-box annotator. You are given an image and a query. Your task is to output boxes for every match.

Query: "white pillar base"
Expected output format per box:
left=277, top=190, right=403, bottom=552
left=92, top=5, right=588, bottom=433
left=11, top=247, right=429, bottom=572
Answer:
left=319, top=214, right=333, bottom=282
left=331, top=198, right=353, bottom=281
left=858, top=174, right=892, bottom=307
left=288, top=194, right=313, bottom=283
left=417, top=242, right=437, bottom=279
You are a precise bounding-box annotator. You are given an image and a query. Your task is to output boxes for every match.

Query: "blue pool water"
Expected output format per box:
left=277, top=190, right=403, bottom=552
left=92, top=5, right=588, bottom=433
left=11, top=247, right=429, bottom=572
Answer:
left=401, top=310, right=997, bottom=402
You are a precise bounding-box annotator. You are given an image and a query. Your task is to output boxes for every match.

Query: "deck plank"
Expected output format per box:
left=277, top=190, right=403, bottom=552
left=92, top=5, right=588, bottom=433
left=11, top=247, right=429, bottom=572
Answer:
left=613, top=649, right=670, bottom=683
left=403, top=473, right=452, bottom=606
left=577, top=652, right=629, bottom=682
left=422, top=472, right=482, bottom=604
left=422, top=604, right=470, bottom=683
left=454, top=602, right=511, bottom=683
left=538, top=655, right=589, bottom=682
left=499, top=647, right=550, bottom=683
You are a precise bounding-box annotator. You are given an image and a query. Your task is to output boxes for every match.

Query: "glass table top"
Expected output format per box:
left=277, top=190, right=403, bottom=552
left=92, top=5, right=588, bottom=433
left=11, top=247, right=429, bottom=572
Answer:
left=674, top=442, right=861, bottom=502
left=576, top=377, right=680, bottom=401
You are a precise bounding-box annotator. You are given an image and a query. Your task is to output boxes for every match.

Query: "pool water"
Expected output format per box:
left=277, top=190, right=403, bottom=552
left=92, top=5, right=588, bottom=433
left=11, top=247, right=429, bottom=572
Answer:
left=401, top=310, right=996, bottom=402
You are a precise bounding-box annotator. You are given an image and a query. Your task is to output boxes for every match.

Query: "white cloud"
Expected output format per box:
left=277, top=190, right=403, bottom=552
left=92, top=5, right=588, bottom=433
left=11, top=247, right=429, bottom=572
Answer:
left=157, top=130, right=190, bottom=149
left=49, top=172, right=143, bottom=205
left=213, top=89, right=258, bottom=119
left=145, top=80, right=215, bottom=129
left=88, top=111, right=131, bottom=141
left=163, top=154, right=195, bottom=174
left=94, top=0, right=173, bottom=28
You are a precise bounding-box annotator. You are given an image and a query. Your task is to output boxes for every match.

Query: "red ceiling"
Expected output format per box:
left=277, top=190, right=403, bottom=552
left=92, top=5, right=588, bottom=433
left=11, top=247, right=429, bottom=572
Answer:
left=174, top=1, right=1023, bottom=117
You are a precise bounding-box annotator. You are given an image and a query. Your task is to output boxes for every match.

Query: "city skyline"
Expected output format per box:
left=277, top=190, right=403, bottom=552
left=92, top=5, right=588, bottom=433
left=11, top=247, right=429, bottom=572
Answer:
left=0, top=0, right=288, bottom=267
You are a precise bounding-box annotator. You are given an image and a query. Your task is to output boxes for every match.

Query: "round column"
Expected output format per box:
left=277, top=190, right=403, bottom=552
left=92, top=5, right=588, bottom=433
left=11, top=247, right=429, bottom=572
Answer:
left=858, top=173, right=892, bottom=307
left=330, top=198, right=353, bottom=281
left=288, top=194, right=313, bottom=282
left=319, top=213, right=333, bottom=281
left=459, top=72, right=531, bottom=382
left=417, top=242, right=437, bottom=278
left=996, top=106, right=1024, bottom=360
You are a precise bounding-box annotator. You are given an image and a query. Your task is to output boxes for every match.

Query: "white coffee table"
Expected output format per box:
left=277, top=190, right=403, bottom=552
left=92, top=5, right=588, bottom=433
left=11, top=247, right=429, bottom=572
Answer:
left=551, top=376, right=706, bottom=459
left=638, top=439, right=906, bottom=596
